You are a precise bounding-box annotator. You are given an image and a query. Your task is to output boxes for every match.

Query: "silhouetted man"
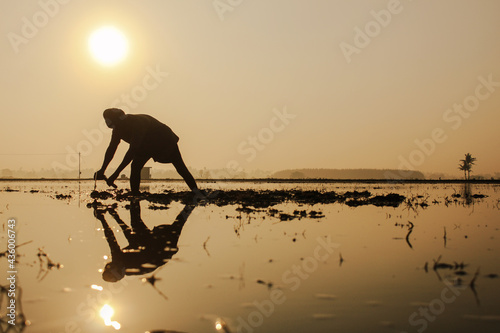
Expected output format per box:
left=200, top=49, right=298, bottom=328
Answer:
left=94, top=108, right=199, bottom=194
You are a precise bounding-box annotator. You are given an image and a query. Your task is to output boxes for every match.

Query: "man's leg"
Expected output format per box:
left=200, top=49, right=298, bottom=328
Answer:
left=171, top=146, right=198, bottom=191
left=130, top=156, right=150, bottom=194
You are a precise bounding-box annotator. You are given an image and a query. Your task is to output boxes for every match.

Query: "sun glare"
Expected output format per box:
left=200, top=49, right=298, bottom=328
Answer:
left=88, top=26, right=129, bottom=66
left=100, top=304, right=121, bottom=330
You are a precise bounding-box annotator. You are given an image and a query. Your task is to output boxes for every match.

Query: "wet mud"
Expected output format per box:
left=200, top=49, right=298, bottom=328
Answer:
left=86, top=189, right=407, bottom=209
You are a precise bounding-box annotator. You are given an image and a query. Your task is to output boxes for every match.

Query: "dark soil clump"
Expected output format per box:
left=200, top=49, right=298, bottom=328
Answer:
left=87, top=189, right=407, bottom=209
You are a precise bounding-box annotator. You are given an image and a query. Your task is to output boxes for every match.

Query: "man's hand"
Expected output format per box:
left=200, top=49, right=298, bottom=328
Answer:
left=94, top=169, right=106, bottom=180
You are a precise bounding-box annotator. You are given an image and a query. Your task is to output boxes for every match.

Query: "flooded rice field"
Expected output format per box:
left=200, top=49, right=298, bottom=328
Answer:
left=1, top=180, right=499, bottom=333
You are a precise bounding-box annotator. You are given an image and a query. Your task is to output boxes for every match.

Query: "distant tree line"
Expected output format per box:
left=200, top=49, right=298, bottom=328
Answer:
left=271, top=168, right=425, bottom=180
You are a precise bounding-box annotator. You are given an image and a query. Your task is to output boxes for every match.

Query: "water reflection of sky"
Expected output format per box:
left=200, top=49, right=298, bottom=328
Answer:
left=1, top=181, right=499, bottom=333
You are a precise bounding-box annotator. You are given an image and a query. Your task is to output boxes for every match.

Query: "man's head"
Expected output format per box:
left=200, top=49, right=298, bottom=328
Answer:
left=103, top=108, right=126, bottom=128
left=102, top=262, right=125, bottom=282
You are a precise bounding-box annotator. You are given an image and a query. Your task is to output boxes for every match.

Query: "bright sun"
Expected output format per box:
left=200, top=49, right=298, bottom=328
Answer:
left=88, top=26, right=129, bottom=66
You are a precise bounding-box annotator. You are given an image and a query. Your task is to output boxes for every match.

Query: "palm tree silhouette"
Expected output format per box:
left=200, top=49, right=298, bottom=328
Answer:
left=458, top=153, right=477, bottom=180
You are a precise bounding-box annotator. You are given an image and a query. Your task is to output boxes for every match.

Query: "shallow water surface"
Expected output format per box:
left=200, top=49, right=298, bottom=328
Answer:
left=1, top=181, right=499, bottom=333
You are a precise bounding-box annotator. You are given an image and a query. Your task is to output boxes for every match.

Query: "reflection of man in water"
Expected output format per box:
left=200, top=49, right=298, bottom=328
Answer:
left=93, top=201, right=194, bottom=282
left=94, top=108, right=199, bottom=194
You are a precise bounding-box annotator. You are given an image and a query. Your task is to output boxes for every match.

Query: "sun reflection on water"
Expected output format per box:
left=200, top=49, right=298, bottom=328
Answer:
left=100, top=304, right=121, bottom=330
left=215, top=318, right=230, bottom=332
left=91, top=284, right=103, bottom=291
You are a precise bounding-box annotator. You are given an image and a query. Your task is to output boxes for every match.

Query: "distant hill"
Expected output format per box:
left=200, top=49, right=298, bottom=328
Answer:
left=271, top=168, right=425, bottom=180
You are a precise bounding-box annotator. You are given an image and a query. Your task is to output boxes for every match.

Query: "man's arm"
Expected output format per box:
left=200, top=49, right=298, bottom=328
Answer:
left=106, top=123, right=148, bottom=183
left=107, top=146, right=135, bottom=184
left=95, top=134, right=120, bottom=179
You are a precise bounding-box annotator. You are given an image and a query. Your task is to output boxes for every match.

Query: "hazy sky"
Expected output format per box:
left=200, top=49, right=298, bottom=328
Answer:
left=1, top=0, right=499, bottom=176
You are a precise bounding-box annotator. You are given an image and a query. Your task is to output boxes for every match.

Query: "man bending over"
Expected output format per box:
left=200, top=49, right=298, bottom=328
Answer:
left=94, top=108, right=199, bottom=194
